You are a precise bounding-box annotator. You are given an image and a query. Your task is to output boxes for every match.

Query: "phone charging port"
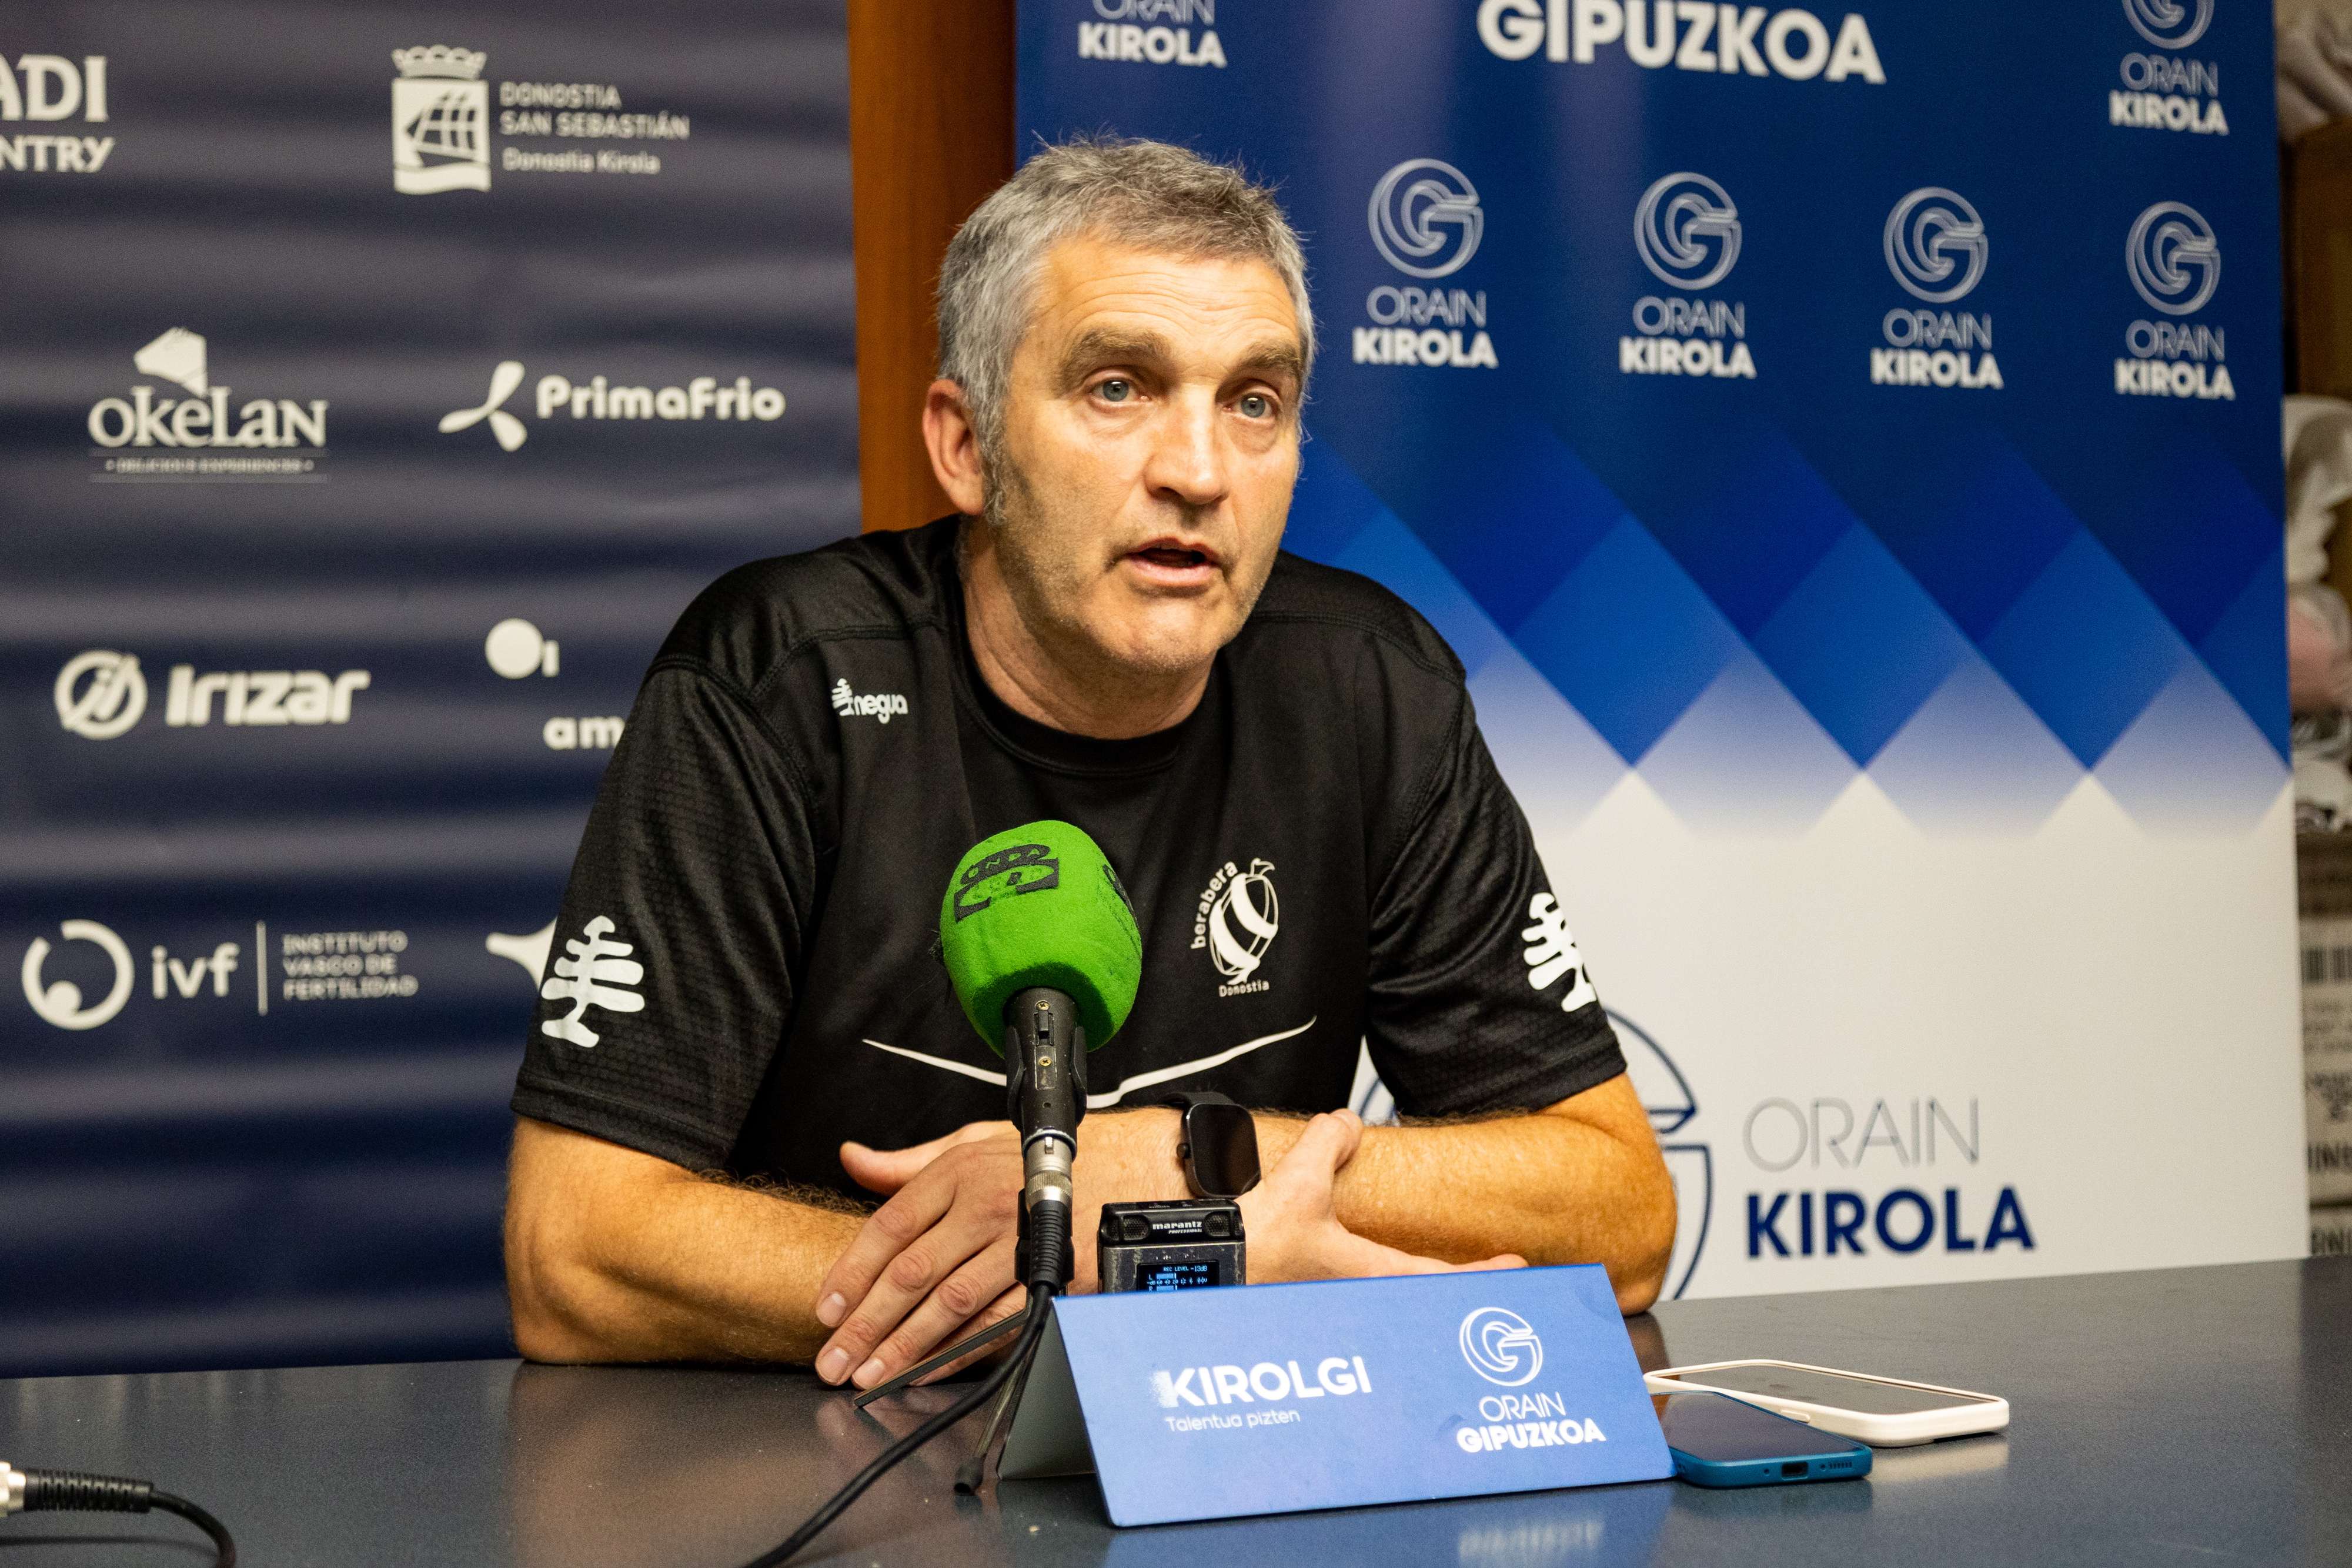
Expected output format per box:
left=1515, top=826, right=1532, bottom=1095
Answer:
left=1780, top=1462, right=1808, bottom=1478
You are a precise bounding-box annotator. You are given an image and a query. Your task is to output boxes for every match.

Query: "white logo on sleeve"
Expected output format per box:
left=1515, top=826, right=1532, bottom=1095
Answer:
left=1521, top=893, right=1598, bottom=1012
left=829, top=676, right=908, bottom=724
left=539, top=915, right=645, bottom=1046
left=1459, top=1307, right=1543, bottom=1386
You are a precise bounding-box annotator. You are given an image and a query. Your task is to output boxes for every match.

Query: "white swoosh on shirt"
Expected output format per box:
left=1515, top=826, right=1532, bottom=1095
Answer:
left=861, top=1017, right=1318, bottom=1109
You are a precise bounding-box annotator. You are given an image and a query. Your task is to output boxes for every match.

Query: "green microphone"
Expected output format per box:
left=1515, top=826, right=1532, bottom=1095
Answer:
left=939, top=820, right=1141, bottom=1290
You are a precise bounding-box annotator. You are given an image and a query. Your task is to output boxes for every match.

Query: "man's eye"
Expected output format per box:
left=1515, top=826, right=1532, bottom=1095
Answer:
left=1098, top=379, right=1133, bottom=403
left=1238, top=393, right=1272, bottom=419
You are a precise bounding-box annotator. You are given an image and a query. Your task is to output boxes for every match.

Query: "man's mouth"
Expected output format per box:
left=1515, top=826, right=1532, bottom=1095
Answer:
left=1122, top=539, right=1221, bottom=585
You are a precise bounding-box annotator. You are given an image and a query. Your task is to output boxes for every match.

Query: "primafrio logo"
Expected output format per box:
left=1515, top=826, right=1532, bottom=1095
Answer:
left=2117, top=202, right=2230, bottom=400
left=440, top=360, right=786, bottom=448
left=1369, top=159, right=1484, bottom=280
left=2127, top=200, right=2219, bottom=316
left=21, top=920, right=135, bottom=1031
left=2122, top=0, right=2211, bottom=49
left=1458, top=1307, right=1542, bottom=1387
left=1195, top=858, right=1278, bottom=996
left=1883, top=188, right=1986, bottom=304
left=2, top=51, right=113, bottom=173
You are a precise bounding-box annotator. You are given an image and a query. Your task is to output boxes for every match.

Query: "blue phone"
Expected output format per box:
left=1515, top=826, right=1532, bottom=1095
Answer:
left=1657, top=1391, right=1874, bottom=1488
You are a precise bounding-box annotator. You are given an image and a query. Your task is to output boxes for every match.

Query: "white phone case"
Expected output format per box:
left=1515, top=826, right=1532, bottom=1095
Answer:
left=1645, top=1359, right=2009, bottom=1447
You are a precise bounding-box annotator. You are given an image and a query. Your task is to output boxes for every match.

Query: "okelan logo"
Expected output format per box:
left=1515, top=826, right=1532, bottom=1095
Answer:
left=1355, top=159, right=1496, bottom=370
left=1622, top=173, right=1753, bottom=380
left=2117, top=200, right=2231, bottom=400
left=86, top=329, right=329, bottom=481
left=441, top=360, right=786, bottom=448
left=2, top=51, right=113, bottom=173
left=1871, top=188, right=2000, bottom=391
left=1458, top=1307, right=1542, bottom=1387
left=392, top=44, right=690, bottom=193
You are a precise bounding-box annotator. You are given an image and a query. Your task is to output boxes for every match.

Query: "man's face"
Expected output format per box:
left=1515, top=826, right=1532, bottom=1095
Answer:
left=982, top=234, right=1304, bottom=678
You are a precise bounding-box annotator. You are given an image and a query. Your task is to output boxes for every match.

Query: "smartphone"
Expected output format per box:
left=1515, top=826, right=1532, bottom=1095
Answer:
left=1657, top=1391, right=1874, bottom=1489
left=1646, top=1360, right=2008, bottom=1447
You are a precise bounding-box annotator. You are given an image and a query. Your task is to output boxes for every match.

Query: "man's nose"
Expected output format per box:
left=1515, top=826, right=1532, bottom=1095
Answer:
left=1141, top=391, right=1228, bottom=509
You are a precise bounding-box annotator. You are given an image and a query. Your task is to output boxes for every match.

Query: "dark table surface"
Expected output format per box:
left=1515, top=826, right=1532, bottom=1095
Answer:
left=1, top=1258, right=2346, bottom=1567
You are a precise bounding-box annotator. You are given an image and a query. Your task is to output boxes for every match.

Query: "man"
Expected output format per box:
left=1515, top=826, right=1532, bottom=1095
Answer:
left=505, top=138, right=1675, bottom=1392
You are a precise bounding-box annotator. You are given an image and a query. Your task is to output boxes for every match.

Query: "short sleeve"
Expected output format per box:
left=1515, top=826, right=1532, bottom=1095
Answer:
left=511, top=660, right=817, bottom=1171
left=1364, top=691, right=1624, bottom=1118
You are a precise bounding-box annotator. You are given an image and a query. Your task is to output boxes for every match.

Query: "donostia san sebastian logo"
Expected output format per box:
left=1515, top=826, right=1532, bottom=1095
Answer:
left=439, top=360, right=785, bottom=449
left=54, top=650, right=147, bottom=739
left=2127, top=200, right=2220, bottom=316
left=1635, top=172, right=1740, bottom=292
left=1458, top=1308, right=1543, bottom=1387
left=1368, top=158, right=1484, bottom=280
left=2123, top=0, right=2212, bottom=49
left=1883, top=188, right=1987, bottom=305
left=1195, top=857, right=1278, bottom=996
left=21, top=920, right=135, bottom=1030
left=391, top=44, right=689, bottom=193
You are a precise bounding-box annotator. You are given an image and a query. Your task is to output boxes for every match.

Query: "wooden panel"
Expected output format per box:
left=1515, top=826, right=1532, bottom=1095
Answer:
left=847, top=0, right=1017, bottom=531
left=2291, top=119, right=2352, bottom=402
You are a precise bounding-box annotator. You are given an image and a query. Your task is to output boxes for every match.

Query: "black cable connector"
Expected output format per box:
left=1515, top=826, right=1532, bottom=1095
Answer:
left=1, top=1461, right=236, bottom=1566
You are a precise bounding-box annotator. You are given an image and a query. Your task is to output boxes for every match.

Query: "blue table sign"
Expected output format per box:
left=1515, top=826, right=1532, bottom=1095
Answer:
left=998, top=1264, right=1673, bottom=1526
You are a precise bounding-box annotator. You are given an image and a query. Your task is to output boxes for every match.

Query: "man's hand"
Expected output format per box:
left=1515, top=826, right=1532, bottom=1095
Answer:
left=1240, top=1109, right=1524, bottom=1281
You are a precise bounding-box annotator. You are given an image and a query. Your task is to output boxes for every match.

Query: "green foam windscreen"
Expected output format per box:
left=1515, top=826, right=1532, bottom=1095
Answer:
left=939, top=820, right=1141, bottom=1052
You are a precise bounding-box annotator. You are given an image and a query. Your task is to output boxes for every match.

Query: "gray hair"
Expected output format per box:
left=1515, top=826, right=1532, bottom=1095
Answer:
left=936, top=136, right=1314, bottom=462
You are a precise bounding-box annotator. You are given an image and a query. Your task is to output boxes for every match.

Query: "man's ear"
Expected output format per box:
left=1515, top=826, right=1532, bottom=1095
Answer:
left=922, top=379, right=988, bottom=517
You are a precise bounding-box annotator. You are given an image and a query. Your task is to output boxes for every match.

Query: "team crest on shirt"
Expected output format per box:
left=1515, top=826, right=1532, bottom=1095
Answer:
left=1194, top=857, right=1279, bottom=998
left=1521, top=893, right=1598, bottom=1012
left=539, top=914, right=646, bottom=1046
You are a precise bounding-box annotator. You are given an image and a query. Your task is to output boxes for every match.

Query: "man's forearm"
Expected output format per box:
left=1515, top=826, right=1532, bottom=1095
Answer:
left=507, top=1116, right=867, bottom=1364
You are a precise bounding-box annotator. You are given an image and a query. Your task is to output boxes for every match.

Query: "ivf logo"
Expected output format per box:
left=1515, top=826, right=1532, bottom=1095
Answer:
left=1368, top=159, right=1484, bottom=280
left=1635, top=173, right=1741, bottom=292
left=54, top=650, right=148, bottom=739
left=1459, top=1307, right=1543, bottom=1387
left=440, top=361, right=527, bottom=450
left=2122, top=0, right=2212, bottom=49
left=1883, top=188, right=1987, bottom=304
left=2127, top=201, right=2220, bottom=316
left=21, top=920, right=135, bottom=1031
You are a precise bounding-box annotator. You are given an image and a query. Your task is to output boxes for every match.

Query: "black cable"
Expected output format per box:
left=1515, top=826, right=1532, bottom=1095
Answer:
left=1, top=1463, right=235, bottom=1566
left=739, top=1285, right=1055, bottom=1568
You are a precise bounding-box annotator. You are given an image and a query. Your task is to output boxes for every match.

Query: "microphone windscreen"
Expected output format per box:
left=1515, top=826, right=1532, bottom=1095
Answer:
left=938, top=820, right=1141, bottom=1052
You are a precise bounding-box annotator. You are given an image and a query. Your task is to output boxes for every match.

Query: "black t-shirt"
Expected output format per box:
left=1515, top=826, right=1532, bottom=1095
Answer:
left=513, top=518, right=1622, bottom=1198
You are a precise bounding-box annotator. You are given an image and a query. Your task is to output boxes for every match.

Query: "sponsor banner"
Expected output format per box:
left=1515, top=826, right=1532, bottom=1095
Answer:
left=1021, top=0, right=2304, bottom=1295
left=2, top=1, right=856, bottom=1378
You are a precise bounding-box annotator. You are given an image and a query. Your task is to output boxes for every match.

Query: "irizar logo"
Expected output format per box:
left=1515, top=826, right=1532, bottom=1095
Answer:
left=1150, top=1353, right=1371, bottom=1415
left=1078, top=0, right=1225, bottom=69
left=21, top=920, right=135, bottom=1030
left=540, top=915, right=646, bottom=1047
left=86, top=329, right=329, bottom=463
left=1872, top=188, right=2000, bottom=392
left=1520, top=893, right=1599, bottom=1013
left=54, top=650, right=147, bottom=739
left=2122, top=0, right=2211, bottom=49
left=2118, top=202, right=2230, bottom=402
left=830, top=676, right=908, bottom=725
left=441, top=361, right=786, bottom=447
left=1458, top=1306, right=1543, bottom=1386
left=392, top=45, right=490, bottom=193
left=1, top=52, right=113, bottom=173
left=1478, top=2, right=1883, bottom=84
left=1195, top=857, right=1278, bottom=997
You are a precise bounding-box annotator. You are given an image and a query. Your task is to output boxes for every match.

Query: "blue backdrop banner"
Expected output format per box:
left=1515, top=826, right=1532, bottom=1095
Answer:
left=1020, top=1, right=2308, bottom=1298
left=2, top=1, right=858, bottom=1376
